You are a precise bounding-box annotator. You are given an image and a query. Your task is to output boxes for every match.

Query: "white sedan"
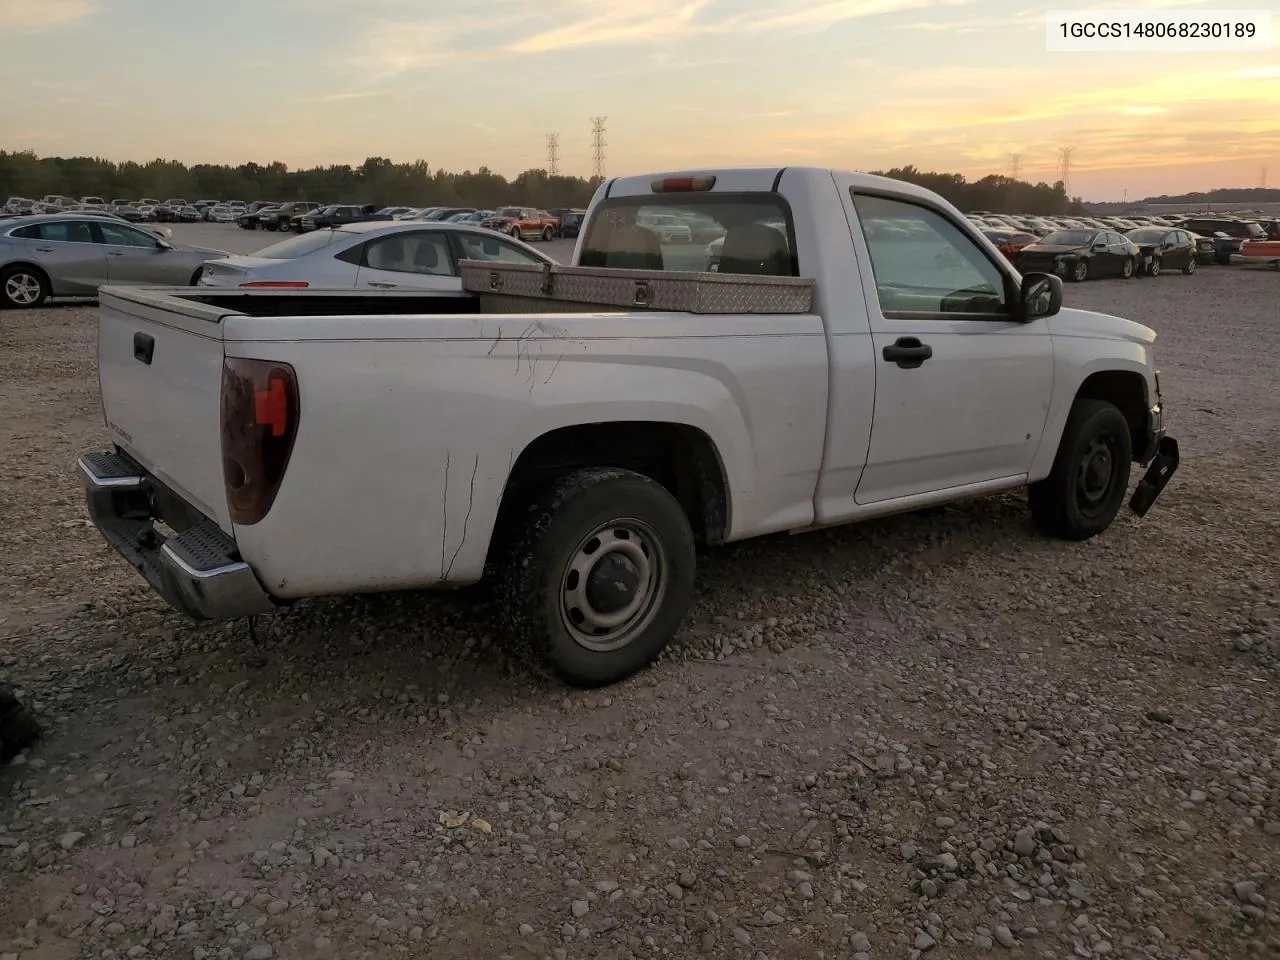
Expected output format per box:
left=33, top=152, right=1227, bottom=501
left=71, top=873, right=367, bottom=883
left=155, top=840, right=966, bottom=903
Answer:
left=197, top=220, right=555, bottom=290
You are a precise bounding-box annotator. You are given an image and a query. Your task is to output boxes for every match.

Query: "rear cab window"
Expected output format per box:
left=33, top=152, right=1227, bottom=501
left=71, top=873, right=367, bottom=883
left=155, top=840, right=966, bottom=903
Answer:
left=579, top=193, right=797, bottom=276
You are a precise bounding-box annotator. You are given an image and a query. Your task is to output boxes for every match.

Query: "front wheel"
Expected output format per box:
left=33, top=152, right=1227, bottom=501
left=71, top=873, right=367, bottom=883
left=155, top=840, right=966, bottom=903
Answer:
left=1071, top=259, right=1089, bottom=282
left=1182, top=256, right=1196, bottom=275
left=496, top=467, right=696, bottom=688
left=542, top=226, right=554, bottom=241
left=0, top=265, right=50, bottom=309
left=1147, top=257, right=1161, bottom=277
left=509, top=225, right=522, bottom=239
left=1028, top=399, right=1133, bottom=541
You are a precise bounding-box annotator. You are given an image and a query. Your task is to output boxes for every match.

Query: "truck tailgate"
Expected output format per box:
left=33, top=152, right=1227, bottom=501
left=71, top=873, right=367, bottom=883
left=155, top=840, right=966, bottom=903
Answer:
left=97, top=287, right=232, bottom=532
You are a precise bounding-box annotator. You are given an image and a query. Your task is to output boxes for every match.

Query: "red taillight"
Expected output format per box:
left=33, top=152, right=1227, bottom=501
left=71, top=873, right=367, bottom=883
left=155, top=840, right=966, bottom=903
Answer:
left=651, top=175, right=717, bottom=193
left=239, top=280, right=309, bottom=288
left=254, top=377, right=289, bottom=438
left=220, top=358, right=300, bottom=525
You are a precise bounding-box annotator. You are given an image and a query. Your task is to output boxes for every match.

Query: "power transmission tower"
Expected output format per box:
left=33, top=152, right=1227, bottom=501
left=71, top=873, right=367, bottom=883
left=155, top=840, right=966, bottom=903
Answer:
left=590, top=116, right=608, bottom=180
left=545, top=133, right=560, bottom=176
left=1261, top=166, right=1269, bottom=189
left=1008, top=153, right=1023, bottom=181
left=1058, top=146, right=1075, bottom=194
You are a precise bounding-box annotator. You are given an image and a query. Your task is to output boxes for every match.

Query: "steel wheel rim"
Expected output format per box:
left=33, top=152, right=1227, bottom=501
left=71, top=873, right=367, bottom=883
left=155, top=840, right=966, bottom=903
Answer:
left=4, top=273, right=41, bottom=305
left=1074, top=262, right=1088, bottom=281
left=1076, top=437, right=1117, bottom=518
left=559, top=518, right=667, bottom=652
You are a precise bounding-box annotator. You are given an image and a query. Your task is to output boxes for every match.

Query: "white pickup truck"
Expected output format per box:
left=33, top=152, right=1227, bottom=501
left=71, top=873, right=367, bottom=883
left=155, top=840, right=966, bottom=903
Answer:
left=77, top=166, right=1179, bottom=688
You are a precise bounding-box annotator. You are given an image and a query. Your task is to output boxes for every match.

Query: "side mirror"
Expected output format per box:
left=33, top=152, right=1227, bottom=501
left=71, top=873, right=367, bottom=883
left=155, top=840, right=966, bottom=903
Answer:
left=1019, top=272, right=1062, bottom=321
left=155, top=238, right=173, bottom=250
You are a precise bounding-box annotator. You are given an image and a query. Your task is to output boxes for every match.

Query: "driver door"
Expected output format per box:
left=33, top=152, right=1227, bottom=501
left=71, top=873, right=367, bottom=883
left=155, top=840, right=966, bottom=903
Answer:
left=94, top=221, right=182, bottom=284
left=839, top=187, right=1055, bottom=503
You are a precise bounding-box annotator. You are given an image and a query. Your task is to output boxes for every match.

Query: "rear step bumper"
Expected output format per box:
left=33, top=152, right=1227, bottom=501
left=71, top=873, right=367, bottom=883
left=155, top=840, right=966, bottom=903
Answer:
left=77, top=450, right=278, bottom=621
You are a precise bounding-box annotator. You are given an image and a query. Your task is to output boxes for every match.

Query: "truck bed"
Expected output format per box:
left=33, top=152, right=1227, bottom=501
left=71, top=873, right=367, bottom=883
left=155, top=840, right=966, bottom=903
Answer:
left=130, top=262, right=816, bottom=319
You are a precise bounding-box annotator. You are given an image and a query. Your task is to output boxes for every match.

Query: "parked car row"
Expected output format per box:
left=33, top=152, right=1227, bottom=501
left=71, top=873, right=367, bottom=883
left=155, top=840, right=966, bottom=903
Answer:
left=969, top=209, right=1280, bottom=273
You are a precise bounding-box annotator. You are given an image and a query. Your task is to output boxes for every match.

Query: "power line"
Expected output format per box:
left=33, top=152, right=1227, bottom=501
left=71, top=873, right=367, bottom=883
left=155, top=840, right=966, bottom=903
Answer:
left=1008, top=152, right=1023, bottom=181
left=590, top=116, right=607, bottom=180
left=544, top=133, right=560, bottom=176
left=1058, top=146, right=1075, bottom=194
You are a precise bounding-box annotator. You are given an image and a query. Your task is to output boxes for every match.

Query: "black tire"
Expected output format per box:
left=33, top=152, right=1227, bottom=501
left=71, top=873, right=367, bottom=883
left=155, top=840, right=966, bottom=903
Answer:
left=542, top=226, right=554, bottom=242
left=1147, top=257, right=1161, bottom=277
left=1182, top=257, right=1196, bottom=275
left=496, top=467, right=696, bottom=688
left=0, top=264, right=51, bottom=309
left=1121, top=256, right=1135, bottom=279
left=509, top=225, right=522, bottom=240
left=189, top=268, right=205, bottom=286
left=1028, top=399, right=1133, bottom=541
left=1070, top=259, right=1089, bottom=282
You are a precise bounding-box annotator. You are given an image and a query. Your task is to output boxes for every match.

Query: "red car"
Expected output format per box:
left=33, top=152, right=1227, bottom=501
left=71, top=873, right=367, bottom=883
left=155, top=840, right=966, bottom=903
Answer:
left=983, top=229, right=1038, bottom=261
left=481, top=206, right=559, bottom=241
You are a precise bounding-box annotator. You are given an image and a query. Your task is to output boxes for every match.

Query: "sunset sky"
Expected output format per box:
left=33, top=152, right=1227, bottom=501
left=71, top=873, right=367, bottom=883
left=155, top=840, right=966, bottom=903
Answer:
left=2, top=0, right=1276, bottom=201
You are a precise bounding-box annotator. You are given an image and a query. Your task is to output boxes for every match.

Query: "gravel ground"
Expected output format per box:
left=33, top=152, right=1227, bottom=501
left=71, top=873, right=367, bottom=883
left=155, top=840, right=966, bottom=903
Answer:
left=1, top=265, right=1278, bottom=960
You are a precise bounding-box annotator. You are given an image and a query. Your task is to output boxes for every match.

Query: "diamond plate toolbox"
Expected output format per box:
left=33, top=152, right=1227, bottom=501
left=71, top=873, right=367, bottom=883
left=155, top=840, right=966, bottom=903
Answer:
left=459, top=260, right=553, bottom=297
left=460, top=262, right=814, bottom=315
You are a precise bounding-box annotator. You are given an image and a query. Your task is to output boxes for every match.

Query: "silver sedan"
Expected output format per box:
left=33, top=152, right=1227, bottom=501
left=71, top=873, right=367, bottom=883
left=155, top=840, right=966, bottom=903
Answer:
left=0, top=213, right=229, bottom=309
left=197, top=220, right=553, bottom=291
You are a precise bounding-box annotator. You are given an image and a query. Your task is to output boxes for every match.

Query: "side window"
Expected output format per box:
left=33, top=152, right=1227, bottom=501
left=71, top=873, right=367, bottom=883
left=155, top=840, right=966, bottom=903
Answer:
left=851, top=193, right=1008, bottom=317
left=97, top=223, right=156, bottom=247
left=363, top=232, right=453, bottom=276
left=39, top=221, right=95, bottom=243
left=456, top=233, right=545, bottom=265
left=10, top=225, right=41, bottom=240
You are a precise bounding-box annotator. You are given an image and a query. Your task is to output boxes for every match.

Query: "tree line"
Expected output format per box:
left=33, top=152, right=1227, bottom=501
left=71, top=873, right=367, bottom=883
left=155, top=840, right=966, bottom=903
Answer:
left=0, top=152, right=603, bottom=210
left=1142, top=186, right=1280, bottom=205
left=866, top=166, right=1087, bottom=215
left=2, top=150, right=1093, bottom=216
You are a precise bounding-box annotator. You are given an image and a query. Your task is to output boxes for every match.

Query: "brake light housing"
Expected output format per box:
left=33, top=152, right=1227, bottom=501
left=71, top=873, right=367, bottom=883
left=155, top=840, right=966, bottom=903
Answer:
left=651, top=175, right=717, bottom=193
left=220, top=358, right=300, bottom=525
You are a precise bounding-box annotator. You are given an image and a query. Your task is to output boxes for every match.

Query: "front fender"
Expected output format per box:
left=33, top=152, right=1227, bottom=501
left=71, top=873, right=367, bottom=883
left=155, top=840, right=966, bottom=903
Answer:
left=1029, top=346, right=1155, bottom=481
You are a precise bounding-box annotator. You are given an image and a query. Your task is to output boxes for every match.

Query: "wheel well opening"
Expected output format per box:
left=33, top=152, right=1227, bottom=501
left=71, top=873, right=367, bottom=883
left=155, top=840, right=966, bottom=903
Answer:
left=2, top=262, right=51, bottom=283
left=489, top=422, right=729, bottom=566
left=1076, top=371, right=1148, bottom=459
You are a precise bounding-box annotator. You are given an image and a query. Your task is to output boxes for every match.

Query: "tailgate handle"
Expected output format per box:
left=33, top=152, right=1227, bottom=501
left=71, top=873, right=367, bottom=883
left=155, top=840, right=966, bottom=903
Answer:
left=133, top=332, right=155, bottom=365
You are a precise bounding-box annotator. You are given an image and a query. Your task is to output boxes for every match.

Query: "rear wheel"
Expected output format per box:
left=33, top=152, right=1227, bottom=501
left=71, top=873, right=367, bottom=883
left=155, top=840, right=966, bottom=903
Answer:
left=1028, top=398, right=1132, bottom=541
left=0, top=265, right=50, bottom=309
left=1181, top=256, right=1195, bottom=275
left=1121, top=257, right=1135, bottom=279
left=542, top=226, right=554, bottom=241
left=1147, top=257, right=1161, bottom=277
left=496, top=467, right=696, bottom=688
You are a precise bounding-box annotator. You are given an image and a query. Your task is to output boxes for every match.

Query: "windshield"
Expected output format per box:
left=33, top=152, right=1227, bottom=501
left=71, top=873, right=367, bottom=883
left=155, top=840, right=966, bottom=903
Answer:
left=1127, top=228, right=1168, bottom=242
left=580, top=194, right=795, bottom=275
left=253, top=229, right=353, bottom=259
left=495, top=207, right=522, bottom=218
left=1039, top=230, right=1096, bottom=246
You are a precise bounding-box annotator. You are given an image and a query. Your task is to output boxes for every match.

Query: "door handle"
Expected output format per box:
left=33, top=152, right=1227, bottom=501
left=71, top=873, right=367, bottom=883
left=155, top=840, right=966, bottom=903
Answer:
left=35, top=246, right=54, bottom=252
left=882, top=337, right=933, bottom=369
left=133, top=332, right=155, bottom=365
left=367, top=281, right=399, bottom=288
left=108, top=251, right=125, bottom=257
